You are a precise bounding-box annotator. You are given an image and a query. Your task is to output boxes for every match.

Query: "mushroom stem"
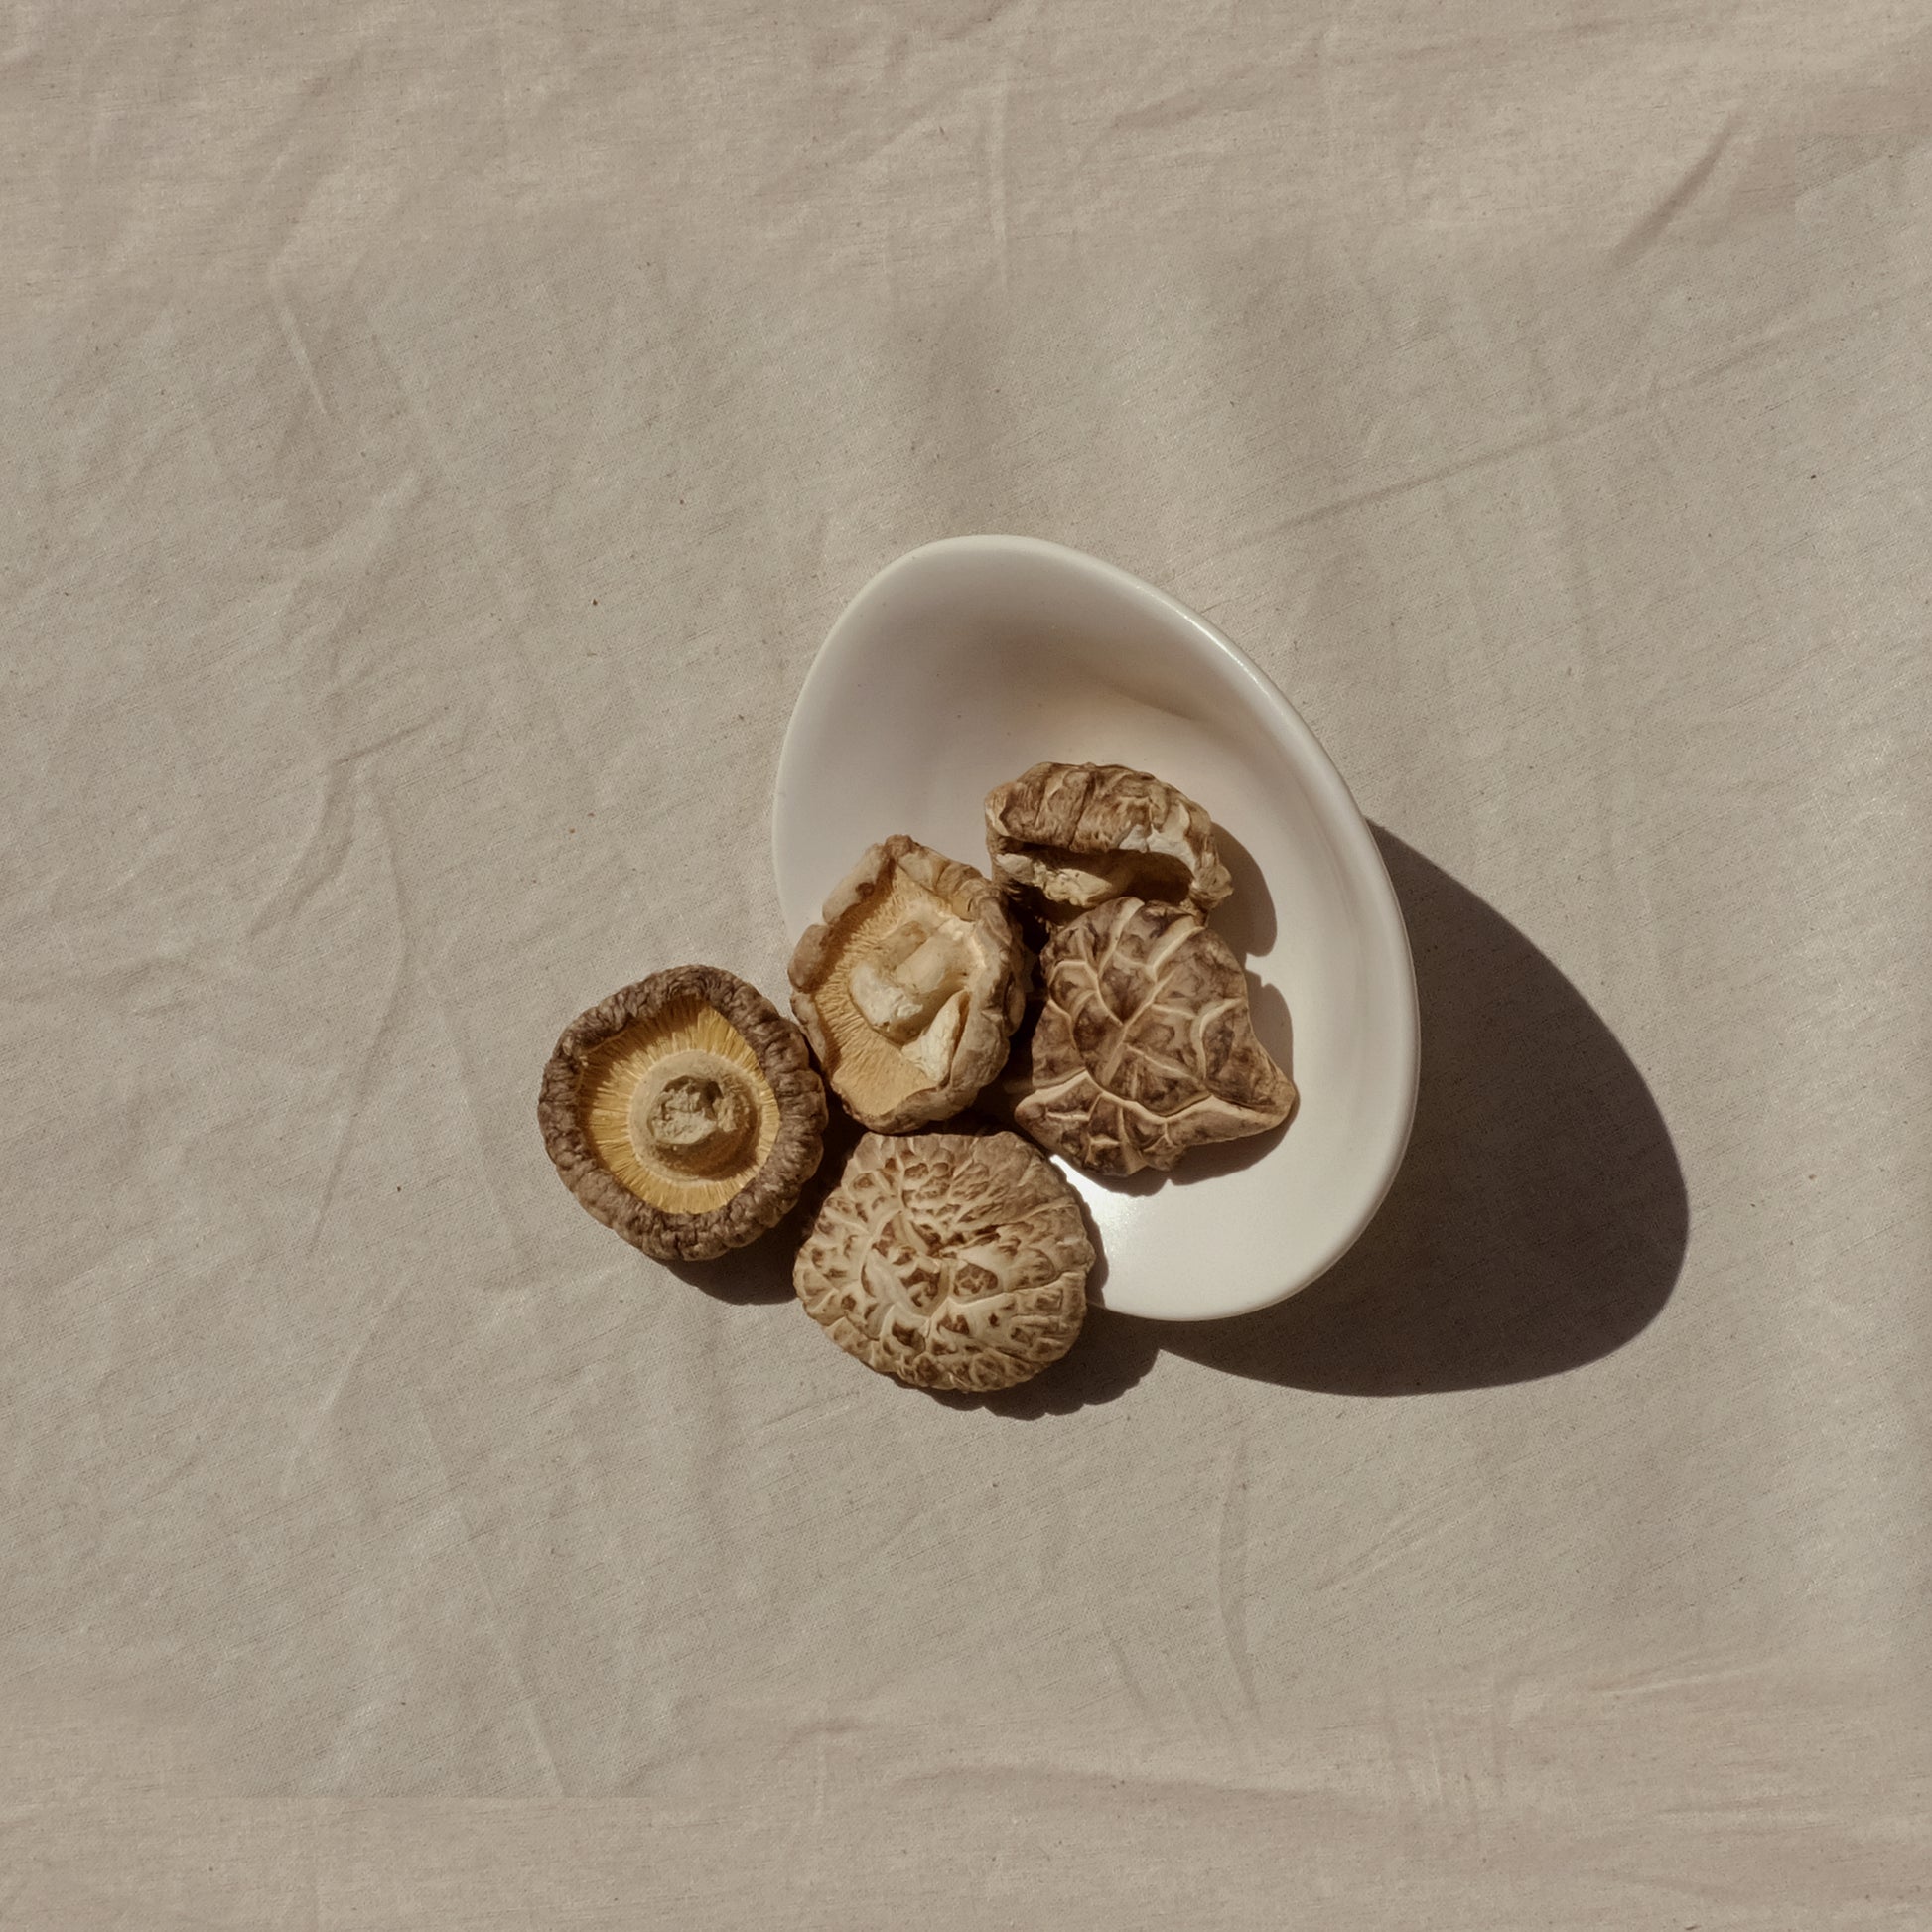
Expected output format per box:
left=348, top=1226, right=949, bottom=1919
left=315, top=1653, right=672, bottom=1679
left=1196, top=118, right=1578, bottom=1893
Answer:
left=848, top=921, right=974, bottom=1044
left=628, top=1048, right=758, bottom=1178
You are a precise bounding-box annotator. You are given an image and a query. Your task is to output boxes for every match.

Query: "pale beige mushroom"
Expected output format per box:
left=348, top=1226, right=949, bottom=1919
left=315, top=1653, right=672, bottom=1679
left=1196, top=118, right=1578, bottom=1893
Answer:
left=984, top=760, right=1234, bottom=927
left=795, top=1130, right=1092, bottom=1391
left=1012, top=897, right=1295, bottom=1176
left=539, top=966, right=826, bottom=1262
left=787, top=835, right=1026, bottom=1132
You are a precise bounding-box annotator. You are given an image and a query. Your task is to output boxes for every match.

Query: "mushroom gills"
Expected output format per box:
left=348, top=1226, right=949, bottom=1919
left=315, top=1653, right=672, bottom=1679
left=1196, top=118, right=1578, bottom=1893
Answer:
left=997, top=842, right=1196, bottom=914
left=578, top=996, right=781, bottom=1214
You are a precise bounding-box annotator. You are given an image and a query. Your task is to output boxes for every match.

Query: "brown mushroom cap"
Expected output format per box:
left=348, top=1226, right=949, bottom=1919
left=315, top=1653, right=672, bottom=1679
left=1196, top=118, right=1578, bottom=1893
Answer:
left=539, top=966, right=827, bottom=1262
left=1012, top=897, right=1296, bottom=1176
left=795, top=1130, right=1092, bottom=1391
left=787, top=835, right=1027, bottom=1133
left=984, top=760, right=1234, bottom=927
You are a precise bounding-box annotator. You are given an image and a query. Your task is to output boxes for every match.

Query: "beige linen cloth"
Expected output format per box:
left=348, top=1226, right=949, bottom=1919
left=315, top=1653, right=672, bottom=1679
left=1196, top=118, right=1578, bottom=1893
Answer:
left=4, top=4, right=1928, bottom=1925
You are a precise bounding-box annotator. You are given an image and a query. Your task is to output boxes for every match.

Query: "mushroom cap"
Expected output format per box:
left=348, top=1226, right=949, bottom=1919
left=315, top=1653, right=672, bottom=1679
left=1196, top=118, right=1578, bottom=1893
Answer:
left=984, top=760, right=1234, bottom=926
left=539, top=965, right=827, bottom=1262
left=795, top=1130, right=1092, bottom=1391
left=787, top=835, right=1027, bottom=1133
left=1012, top=897, right=1296, bottom=1176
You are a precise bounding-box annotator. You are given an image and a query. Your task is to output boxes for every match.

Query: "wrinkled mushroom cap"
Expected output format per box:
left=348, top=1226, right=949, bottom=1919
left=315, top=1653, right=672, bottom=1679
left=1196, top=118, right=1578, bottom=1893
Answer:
left=787, top=835, right=1026, bottom=1132
left=1012, top=897, right=1296, bottom=1176
left=984, top=760, right=1234, bottom=927
left=795, top=1130, right=1091, bottom=1391
left=539, top=965, right=826, bottom=1262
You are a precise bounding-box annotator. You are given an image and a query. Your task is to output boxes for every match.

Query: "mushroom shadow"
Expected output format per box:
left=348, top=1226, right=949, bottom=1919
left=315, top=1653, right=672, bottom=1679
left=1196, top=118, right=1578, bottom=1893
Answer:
left=1157, top=826, right=1688, bottom=1394
left=665, top=1108, right=864, bottom=1305
left=1211, top=826, right=1277, bottom=958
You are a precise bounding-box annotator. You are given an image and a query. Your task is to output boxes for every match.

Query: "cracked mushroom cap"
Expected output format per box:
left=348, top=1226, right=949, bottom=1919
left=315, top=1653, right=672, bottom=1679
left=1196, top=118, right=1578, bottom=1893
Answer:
left=539, top=966, right=827, bottom=1262
left=787, top=835, right=1027, bottom=1133
left=795, top=1130, right=1092, bottom=1391
left=984, top=760, right=1235, bottom=926
left=1012, top=897, right=1296, bottom=1176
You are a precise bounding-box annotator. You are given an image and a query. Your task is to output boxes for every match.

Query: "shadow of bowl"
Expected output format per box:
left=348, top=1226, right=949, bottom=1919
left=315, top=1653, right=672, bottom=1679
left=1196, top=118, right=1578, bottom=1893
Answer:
left=1156, top=826, right=1688, bottom=1394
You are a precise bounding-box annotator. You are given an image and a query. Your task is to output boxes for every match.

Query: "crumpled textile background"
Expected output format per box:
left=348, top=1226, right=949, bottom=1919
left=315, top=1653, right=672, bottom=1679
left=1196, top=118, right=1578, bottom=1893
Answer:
left=4, top=3, right=1928, bottom=1925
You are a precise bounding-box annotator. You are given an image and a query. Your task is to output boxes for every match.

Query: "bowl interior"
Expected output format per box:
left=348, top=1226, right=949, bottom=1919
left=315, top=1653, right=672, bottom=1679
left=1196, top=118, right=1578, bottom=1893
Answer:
left=774, top=537, right=1416, bottom=1320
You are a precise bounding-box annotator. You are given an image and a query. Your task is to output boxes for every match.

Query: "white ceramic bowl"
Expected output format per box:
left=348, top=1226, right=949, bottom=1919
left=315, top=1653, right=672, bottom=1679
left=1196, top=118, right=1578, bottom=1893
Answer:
left=773, top=536, right=1417, bottom=1321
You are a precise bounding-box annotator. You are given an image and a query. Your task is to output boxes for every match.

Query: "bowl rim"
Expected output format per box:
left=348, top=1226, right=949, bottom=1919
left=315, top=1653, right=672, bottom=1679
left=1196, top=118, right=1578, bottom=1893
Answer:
left=774, top=533, right=1421, bottom=1320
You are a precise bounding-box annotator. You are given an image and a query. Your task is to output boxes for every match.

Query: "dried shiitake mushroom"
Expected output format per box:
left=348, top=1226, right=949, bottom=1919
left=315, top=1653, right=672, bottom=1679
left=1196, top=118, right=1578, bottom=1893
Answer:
left=787, top=835, right=1026, bottom=1132
left=539, top=966, right=826, bottom=1262
left=984, top=760, right=1234, bottom=927
left=1013, top=897, right=1295, bottom=1176
left=795, top=1130, right=1092, bottom=1391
